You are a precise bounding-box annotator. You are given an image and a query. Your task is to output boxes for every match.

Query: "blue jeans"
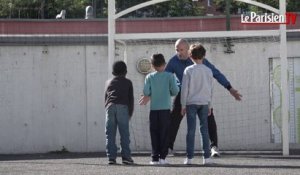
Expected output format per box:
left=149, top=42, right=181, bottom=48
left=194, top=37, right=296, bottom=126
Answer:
left=186, top=105, right=210, bottom=159
left=105, top=104, right=131, bottom=160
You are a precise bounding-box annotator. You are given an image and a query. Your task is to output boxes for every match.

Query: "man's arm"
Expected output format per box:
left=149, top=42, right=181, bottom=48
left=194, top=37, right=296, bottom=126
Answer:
left=229, top=88, right=242, bottom=101
left=203, top=59, right=242, bottom=101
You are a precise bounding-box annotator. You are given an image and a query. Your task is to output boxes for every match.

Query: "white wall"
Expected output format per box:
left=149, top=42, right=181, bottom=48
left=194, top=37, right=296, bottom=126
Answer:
left=0, top=45, right=107, bottom=153
left=0, top=40, right=299, bottom=153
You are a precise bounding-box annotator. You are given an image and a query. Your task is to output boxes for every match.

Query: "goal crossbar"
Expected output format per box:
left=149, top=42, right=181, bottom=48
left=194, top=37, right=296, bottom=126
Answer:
left=114, top=30, right=280, bottom=40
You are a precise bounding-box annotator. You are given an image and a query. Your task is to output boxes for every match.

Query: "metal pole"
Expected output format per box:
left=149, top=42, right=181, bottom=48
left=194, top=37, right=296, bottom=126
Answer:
left=279, top=0, right=289, bottom=156
left=108, top=0, right=116, bottom=78
left=93, top=0, right=97, bottom=18
left=9, top=1, right=12, bottom=18
left=226, top=0, right=231, bottom=31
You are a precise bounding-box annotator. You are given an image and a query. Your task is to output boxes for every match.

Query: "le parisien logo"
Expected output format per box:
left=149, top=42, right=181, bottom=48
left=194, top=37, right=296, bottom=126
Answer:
left=241, top=12, right=297, bottom=25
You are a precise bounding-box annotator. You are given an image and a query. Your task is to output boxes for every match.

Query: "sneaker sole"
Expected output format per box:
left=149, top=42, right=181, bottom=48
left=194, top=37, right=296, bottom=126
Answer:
left=122, top=161, right=134, bottom=165
left=211, top=153, right=221, bottom=157
left=150, top=161, right=160, bottom=165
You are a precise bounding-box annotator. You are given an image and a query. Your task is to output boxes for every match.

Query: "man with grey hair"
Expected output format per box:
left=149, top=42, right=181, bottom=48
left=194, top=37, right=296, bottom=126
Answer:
left=166, top=39, right=242, bottom=158
left=140, top=39, right=242, bottom=158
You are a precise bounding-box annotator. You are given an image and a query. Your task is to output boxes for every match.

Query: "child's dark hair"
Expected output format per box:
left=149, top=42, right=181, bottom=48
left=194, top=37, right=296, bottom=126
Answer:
left=112, top=60, right=127, bottom=76
left=151, top=53, right=166, bottom=67
left=189, top=43, right=206, bottom=60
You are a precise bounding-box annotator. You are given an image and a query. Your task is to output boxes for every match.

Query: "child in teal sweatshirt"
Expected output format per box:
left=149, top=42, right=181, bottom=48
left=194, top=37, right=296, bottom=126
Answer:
left=143, top=53, right=179, bottom=165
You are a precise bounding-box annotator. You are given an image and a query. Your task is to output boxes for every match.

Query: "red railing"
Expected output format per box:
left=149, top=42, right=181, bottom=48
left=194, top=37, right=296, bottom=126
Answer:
left=0, top=15, right=299, bottom=35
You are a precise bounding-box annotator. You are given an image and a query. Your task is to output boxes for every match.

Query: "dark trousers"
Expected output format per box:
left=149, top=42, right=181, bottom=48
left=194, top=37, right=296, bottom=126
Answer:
left=168, top=93, right=218, bottom=150
left=207, top=109, right=218, bottom=148
left=149, top=110, right=171, bottom=161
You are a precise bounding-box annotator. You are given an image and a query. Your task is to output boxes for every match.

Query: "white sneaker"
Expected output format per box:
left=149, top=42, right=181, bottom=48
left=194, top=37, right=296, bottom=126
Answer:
left=183, top=158, right=193, bottom=165
left=211, top=146, right=220, bottom=157
left=159, top=159, right=169, bottom=165
left=150, top=161, right=160, bottom=165
left=203, top=158, right=214, bottom=165
left=168, top=148, right=174, bottom=157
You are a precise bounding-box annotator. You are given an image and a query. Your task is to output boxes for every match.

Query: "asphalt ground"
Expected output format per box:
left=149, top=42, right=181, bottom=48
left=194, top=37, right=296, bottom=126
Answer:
left=0, top=152, right=299, bottom=175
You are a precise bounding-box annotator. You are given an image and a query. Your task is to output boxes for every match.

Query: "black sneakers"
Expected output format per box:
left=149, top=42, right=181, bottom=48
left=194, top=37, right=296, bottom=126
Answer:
left=122, top=157, right=134, bottom=165
left=108, top=159, right=117, bottom=165
left=108, top=157, right=134, bottom=165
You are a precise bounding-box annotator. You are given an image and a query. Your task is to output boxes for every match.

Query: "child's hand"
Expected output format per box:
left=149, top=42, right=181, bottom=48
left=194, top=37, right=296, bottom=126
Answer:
left=139, top=95, right=150, bottom=105
left=208, top=108, right=212, bottom=116
left=181, top=108, right=186, bottom=116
